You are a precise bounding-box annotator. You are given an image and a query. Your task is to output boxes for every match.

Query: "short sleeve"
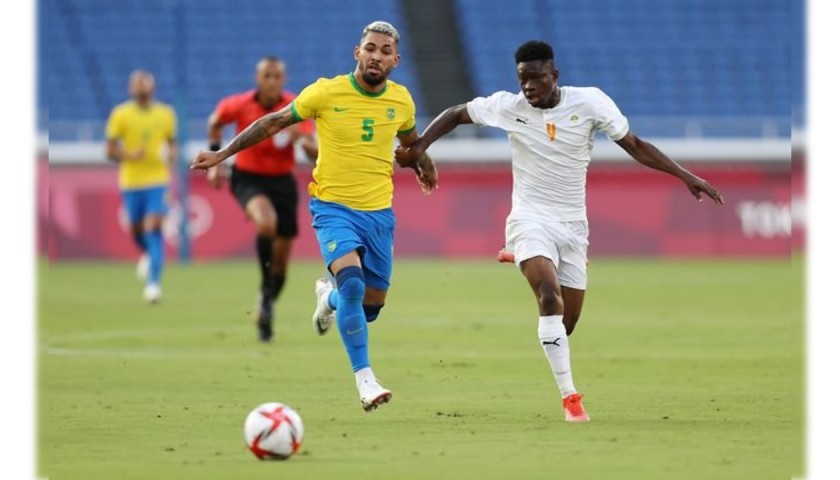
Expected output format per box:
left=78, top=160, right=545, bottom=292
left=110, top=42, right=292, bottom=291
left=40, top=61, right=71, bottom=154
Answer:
left=593, top=88, right=629, bottom=141
left=105, top=107, right=124, bottom=140
left=397, top=91, right=417, bottom=135
left=291, top=80, right=327, bottom=121
left=466, top=91, right=510, bottom=128
left=214, top=95, right=240, bottom=125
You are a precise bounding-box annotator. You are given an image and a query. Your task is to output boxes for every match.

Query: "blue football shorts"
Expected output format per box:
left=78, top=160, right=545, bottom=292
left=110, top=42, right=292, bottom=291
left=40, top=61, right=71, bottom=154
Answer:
left=309, top=197, right=395, bottom=291
left=121, top=185, right=169, bottom=225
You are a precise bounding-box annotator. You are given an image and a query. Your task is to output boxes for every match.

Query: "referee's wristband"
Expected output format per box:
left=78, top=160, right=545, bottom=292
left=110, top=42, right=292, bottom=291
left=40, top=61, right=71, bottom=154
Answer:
left=209, top=143, right=222, bottom=152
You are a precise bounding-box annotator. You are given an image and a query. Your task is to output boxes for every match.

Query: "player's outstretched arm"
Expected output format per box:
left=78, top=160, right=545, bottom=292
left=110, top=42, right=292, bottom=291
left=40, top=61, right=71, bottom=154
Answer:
left=191, top=106, right=298, bottom=171
left=615, top=132, right=725, bottom=204
left=394, top=103, right=473, bottom=169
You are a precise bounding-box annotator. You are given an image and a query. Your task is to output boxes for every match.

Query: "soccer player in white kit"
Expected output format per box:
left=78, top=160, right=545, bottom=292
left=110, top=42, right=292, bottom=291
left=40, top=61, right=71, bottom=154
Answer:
left=395, top=40, right=724, bottom=422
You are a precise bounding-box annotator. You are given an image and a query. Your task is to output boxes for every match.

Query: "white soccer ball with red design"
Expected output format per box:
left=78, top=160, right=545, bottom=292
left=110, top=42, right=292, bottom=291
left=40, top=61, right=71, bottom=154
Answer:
left=243, top=402, right=304, bottom=460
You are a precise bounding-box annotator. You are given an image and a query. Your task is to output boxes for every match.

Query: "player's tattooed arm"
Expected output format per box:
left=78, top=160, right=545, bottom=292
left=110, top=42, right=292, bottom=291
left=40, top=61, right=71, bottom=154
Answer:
left=414, top=150, right=438, bottom=195
left=221, top=107, right=297, bottom=159
left=191, top=106, right=298, bottom=170
left=397, top=128, right=438, bottom=195
left=616, top=132, right=725, bottom=204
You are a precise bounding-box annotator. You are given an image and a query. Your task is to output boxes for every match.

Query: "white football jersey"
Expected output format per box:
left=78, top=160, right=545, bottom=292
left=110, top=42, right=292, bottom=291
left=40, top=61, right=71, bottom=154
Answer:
left=466, top=86, right=629, bottom=221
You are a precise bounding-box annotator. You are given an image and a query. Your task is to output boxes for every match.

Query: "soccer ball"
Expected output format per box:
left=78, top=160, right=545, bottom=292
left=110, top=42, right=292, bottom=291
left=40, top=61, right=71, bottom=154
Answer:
left=243, top=402, right=304, bottom=460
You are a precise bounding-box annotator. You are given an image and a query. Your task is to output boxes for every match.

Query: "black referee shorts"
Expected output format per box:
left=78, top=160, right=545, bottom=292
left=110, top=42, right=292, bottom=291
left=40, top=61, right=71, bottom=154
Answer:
left=229, top=166, right=299, bottom=238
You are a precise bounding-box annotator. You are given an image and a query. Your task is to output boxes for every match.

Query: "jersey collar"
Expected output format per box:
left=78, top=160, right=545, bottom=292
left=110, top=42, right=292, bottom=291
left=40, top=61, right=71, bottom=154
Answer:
left=523, top=86, right=565, bottom=111
left=348, top=73, right=388, bottom=98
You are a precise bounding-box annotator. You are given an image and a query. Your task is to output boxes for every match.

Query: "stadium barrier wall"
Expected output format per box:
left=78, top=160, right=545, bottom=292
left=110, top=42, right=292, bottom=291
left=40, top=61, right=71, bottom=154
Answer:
left=40, top=156, right=801, bottom=260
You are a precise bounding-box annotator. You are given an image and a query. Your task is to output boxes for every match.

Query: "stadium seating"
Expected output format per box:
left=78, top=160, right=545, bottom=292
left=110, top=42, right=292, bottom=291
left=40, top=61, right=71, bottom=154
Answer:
left=42, top=0, right=802, bottom=138
left=43, top=0, right=423, bottom=136
left=790, top=0, right=805, bottom=126
left=454, top=0, right=796, bottom=135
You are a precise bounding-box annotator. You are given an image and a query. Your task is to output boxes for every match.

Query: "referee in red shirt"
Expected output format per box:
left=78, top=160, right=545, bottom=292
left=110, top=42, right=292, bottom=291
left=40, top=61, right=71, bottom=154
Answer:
left=206, top=56, right=317, bottom=342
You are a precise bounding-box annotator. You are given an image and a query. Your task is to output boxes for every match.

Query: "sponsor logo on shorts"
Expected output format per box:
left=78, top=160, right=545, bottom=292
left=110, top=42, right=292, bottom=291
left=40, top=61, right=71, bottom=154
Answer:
left=327, top=240, right=337, bottom=252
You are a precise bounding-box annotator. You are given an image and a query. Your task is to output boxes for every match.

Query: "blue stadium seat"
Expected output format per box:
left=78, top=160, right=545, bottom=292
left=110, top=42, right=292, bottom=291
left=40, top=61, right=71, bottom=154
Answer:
left=42, top=0, right=424, bottom=133
left=454, top=0, right=797, bottom=136
left=40, top=0, right=802, bottom=136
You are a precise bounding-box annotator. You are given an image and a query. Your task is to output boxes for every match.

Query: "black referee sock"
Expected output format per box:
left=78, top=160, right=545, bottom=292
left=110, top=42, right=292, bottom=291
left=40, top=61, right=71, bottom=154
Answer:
left=257, top=235, right=273, bottom=300
left=269, top=275, right=287, bottom=302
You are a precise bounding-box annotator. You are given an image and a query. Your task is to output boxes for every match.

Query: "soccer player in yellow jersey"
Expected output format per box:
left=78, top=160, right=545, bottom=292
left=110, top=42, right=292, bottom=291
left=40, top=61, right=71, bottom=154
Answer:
left=106, top=70, right=178, bottom=304
left=192, top=21, right=437, bottom=411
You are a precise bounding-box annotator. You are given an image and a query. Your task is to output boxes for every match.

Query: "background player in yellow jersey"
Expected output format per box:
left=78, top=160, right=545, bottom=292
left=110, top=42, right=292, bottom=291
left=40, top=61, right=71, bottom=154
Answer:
left=106, top=70, right=178, bottom=304
left=192, top=21, right=437, bottom=411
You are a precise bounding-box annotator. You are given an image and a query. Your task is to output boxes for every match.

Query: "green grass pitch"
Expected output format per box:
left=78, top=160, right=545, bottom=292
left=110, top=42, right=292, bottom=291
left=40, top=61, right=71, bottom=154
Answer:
left=38, top=257, right=803, bottom=479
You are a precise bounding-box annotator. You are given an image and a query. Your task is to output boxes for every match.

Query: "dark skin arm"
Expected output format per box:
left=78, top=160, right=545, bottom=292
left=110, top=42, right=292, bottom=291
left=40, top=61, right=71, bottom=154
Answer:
left=191, top=105, right=298, bottom=170
left=207, top=111, right=226, bottom=147
left=205, top=111, right=227, bottom=188
left=396, top=128, right=439, bottom=194
left=394, top=104, right=472, bottom=169
left=398, top=104, right=724, bottom=204
left=615, top=132, right=725, bottom=204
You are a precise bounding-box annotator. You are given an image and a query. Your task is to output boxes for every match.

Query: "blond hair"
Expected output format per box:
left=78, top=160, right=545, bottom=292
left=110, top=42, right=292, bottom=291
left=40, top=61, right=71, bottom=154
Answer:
left=361, top=21, right=400, bottom=43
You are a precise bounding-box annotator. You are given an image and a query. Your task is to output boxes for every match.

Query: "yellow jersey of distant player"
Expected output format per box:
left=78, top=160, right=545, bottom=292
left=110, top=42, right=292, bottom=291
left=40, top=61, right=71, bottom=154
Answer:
left=291, top=73, right=416, bottom=211
left=105, top=101, right=177, bottom=190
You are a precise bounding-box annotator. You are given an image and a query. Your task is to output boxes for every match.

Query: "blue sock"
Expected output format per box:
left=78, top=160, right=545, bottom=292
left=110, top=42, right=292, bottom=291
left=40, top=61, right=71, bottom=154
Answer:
left=328, top=290, right=339, bottom=310
left=132, top=231, right=147, bottom=252
left=144, top=229, right=164, bottom=285
left=335, top=266, right=368, bottom=372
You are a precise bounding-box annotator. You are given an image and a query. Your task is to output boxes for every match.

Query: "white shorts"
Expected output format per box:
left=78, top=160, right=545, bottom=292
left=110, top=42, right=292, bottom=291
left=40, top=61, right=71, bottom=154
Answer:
left=505, top=216, right=589, bottom=290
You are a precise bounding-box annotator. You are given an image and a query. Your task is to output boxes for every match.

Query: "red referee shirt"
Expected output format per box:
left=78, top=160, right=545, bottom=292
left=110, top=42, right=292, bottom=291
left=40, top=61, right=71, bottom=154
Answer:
left=214, top=90, right=314, bottom=176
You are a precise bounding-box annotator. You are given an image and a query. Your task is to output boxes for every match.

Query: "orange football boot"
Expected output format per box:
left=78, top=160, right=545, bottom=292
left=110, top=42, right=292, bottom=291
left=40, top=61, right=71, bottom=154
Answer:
left=563, top=393, right=590, bottom=422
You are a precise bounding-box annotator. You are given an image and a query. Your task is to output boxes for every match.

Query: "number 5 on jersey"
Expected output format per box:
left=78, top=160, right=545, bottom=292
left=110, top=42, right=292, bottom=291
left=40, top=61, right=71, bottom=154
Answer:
left=362, top=118, right=375, bottom=142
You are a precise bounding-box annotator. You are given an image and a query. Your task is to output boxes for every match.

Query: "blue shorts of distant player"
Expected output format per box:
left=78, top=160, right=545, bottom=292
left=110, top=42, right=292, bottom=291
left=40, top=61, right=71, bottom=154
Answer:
left=121, top=185, right=168, bottom=224
left=309, top=197, right=394, bottom=291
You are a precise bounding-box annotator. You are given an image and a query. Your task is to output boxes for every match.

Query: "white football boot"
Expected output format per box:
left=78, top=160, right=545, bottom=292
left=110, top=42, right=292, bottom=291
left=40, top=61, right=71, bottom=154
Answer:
left=311, top=277, right=336, bottom=335
left=358, top=378, right=392, bottom=412
left=143, top=283, right=162, bottom=304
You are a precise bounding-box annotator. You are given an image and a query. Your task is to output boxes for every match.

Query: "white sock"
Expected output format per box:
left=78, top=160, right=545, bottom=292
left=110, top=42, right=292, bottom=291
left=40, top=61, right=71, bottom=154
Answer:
left=354, top=367, right=375, bottom=388
left=538, top=315, right=577, bottom=398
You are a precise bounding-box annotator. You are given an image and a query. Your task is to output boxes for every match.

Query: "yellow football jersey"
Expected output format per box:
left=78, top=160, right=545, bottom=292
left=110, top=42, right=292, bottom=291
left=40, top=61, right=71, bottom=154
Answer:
left=105, top=101, right=177, bottom=190
left=291, top=73, right=416, bottom=211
